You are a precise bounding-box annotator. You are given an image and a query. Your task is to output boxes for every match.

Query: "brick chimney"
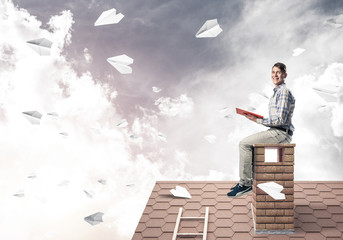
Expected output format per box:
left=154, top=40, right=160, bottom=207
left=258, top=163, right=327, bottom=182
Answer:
left=252, top=143, right=296, bottom=234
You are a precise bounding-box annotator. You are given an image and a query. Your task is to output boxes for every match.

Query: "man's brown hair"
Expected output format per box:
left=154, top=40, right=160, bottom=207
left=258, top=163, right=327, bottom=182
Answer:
left=273, top=62, right=287, bottom=76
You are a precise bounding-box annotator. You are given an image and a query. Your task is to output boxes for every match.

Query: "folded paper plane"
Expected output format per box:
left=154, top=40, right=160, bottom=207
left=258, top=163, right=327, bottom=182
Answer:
left=313, top=84, right=342, bottom=102
left=152, top=86, right=162, bottom=93
left=59, top=132, right=69, bottom=137
left=27, top=172, right=37, bottom=179
left=98, top=179, right=106, bottom=185
left=170, top=186, right=191, bottom=199
left=257, top=182, right=285, bottom=200
left=84, top=212, right=104, bottom=225
left=107, top=54, right=133, bottom=74
left=22, top=111, right=42, bottom=125
left=204, top=135, right=216, bottom=144
left=157, top=132, right=167, bottom=142
left=27, top=38, right=53, bottom=56
left=196, top=19, right=223, bottom=38
left=47, top=112, right=59, bottom=117
left=13, top=190, right=25, bottom=198
left=116, top=119, right=128, bottom=127
left=84, top=190, right=94, bottom=199
left=292, top=48, right=306, bottom=56
left=94, top=8, right=124, bottom=26
left=57, top=180, right=69, bottom=187
left=218, top=107, right=229, bottom=113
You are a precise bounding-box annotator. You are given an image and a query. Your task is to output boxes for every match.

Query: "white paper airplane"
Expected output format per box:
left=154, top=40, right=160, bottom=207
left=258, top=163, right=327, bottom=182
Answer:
left=57, top=180, right=69, bottom=187
left=126, top=183, right=135, bottom=187
left=22, top=111, right=42, bottom=125
left=47, top=112, right=59, bottom=117
left=196, top=19, right=223, bottom=38
left=13, top=190, right=25, bottom=198
left=84, top=190, right=94, bottom=199
left=204, top=135, right=216, bottom=144
left=59, top=132, right=69, bottom=137
left=84, top=212, right=104, bottom=225
left=98, top=179, right=106, bottom=185
left=170, top=186, right=191, bottom=199
left=94, top=8, right=124, bottom=26
left=292, top=48, right=306, bottom=57
left=218, top=107, right=229, bottom=113
left=257, top=182, right=285, bottom=200
left=27, top=38, right=53, bottom=56
left=313, top=84, right=342, bottom=102
left=27, top=172, right=37, bottom=179
left=152, top=86, right=162, bottom=93
left=116, top=119, right=128, bottom=127
left=157, top=132, right=167, bottom=142
left=107, top=54, right=133, bottom=74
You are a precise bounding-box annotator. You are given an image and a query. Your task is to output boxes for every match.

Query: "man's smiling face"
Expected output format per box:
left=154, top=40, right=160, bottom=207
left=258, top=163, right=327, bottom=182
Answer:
left=271, top=66, right=286, bottom=86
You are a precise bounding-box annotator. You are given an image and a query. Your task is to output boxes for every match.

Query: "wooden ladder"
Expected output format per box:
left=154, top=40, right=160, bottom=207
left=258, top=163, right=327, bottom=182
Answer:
left=172, top=207, right=209, bottom=240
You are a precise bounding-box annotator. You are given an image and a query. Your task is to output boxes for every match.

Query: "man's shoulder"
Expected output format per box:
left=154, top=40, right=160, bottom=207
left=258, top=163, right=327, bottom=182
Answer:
left=276, top=84, right=295, bottom=100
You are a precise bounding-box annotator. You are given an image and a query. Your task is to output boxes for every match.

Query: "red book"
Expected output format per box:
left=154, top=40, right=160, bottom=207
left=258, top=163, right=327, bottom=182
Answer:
left=236, top=108, right=264, bottom=119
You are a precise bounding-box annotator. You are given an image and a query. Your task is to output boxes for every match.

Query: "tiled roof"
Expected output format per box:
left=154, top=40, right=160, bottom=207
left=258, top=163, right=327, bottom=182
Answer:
left=131, top=181, right=343, bottom=240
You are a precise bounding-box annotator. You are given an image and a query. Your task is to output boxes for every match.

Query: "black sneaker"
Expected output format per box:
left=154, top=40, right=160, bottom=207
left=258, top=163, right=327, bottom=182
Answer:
left=230, top=183, right=240, bottom=190
left=227, top=184, right=252, bottom=198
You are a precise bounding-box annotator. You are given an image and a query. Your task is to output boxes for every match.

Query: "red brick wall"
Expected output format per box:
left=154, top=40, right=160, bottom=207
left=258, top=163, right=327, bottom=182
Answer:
left=252, top=144, right=295, bottom=232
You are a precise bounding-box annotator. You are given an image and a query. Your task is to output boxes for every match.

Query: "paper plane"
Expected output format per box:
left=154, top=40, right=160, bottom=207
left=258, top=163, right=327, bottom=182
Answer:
left=170, top=186, right=191, bottom=199
left=47, top=112, right=59, bottom=117
left=129, top=134, right=139, bottom=139
left=84, top=212, right=104, bottom=225
left=257, top=182, right=285, bottom=200
left=27, top=172, right=37, bottom=179
left=152, top=86, right=162, bottom=93
left=84, top=190, right=94, bottom=199
left=98, top=179, right=106, bottom=185
left=313, top=84, right=342, bottom=102
left=59, top=132, right=69, bottom=137
left=116, top=119, right=128, bottom=127
left=196, top=19, right=223, bottom=38
left=94, top=8, right=124, bottom=26
left=292, top=48, right=306, bottom=57
left=218, top=107, right=229, bottom=113
left=27, top=38, right=53, bottom=56
left=13, top=190, right=25, bottom=198
left=157, top=132, right=167, bottom=142
left=224, top=114, right=232, bottom=119
left=22, top=111, right=42, bottom=125
left=107, top=54, right=133, bottom=74
left=57, top=180, right=69, bottom=187
left=204, top=135, right=216, bottom=144
left=126, top=183, right=135, bottom=187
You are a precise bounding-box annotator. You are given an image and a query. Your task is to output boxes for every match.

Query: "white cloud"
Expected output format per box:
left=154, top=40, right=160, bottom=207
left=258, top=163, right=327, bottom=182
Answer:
left=154, top=94, right=194, bottom=118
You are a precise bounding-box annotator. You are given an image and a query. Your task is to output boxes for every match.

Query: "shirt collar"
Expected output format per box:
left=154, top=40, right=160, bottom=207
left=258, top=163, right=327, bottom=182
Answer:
left=273, top=82, right=286, bottom=92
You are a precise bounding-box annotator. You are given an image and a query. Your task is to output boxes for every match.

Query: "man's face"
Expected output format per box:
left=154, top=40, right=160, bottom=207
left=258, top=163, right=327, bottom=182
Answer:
left=271, top=66, right=285, bottom=86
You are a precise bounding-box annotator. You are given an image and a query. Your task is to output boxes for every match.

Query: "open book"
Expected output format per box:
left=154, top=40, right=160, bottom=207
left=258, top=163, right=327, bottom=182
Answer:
left=236, top=108, right=264, bottom=119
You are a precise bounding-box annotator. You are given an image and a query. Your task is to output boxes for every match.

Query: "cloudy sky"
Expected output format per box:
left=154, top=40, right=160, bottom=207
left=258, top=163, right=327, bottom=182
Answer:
left=1, top=0, right=343, bottom=239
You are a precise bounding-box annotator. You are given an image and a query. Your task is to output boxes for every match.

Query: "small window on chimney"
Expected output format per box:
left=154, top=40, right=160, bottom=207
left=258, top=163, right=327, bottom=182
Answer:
left=265, top=148, right=278, bottom=162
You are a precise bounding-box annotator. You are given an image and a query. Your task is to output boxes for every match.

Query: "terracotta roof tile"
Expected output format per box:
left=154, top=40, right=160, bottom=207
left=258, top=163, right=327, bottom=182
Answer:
left=132, top=181, right=343, bottom=240
left=300, top=222, right=322, bottom=232
left=320, top=227, right=343, bottom=237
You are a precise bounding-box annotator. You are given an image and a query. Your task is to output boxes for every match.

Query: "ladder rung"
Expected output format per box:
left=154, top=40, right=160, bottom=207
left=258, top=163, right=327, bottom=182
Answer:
left=181, top=217, right=205, bottom=219
left=177, top=233, right=203, bottom=236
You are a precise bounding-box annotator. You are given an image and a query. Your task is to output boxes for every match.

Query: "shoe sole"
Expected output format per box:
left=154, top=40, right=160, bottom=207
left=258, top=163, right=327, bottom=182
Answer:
left=227, top=187, right=252, bottom=198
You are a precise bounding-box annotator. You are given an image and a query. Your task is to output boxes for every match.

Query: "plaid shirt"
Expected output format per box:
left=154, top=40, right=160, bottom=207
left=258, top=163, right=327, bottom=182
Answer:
left=257, top=83, right=295, bottom=132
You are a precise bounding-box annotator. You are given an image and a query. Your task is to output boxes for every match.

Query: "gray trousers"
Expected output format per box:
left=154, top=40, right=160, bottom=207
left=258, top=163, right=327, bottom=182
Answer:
left=239, top=129, right=292, bottom=187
